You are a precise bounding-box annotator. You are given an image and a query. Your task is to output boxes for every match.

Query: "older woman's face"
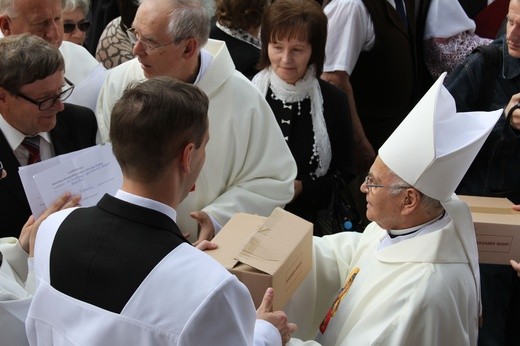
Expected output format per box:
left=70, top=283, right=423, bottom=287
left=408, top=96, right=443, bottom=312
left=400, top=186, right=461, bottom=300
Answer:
left=62, top=8, right=89, bottom=46
left=268, top=36, right=312, bottom=85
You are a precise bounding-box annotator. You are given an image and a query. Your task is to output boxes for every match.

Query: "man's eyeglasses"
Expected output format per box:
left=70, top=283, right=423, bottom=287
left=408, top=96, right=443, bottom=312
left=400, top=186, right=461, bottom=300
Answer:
left=63, top=20, right=91, bottom=33
left=10, top=78, right=75, bottom=111
left=363, top=175, right=409, bottom=192
left=127, top=28, right=178, bottom=52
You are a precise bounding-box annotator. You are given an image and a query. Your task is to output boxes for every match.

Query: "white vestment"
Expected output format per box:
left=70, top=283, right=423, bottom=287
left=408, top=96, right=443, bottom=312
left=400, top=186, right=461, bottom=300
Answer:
left=285, top=198, right=479, bottom=345
left=96, top=39, right=296, bottom=240
left=59, top=41, right=107, bottom=112
left=26, top=208, right=281, bottom=346
left=0, top=238, right=34, bottom=346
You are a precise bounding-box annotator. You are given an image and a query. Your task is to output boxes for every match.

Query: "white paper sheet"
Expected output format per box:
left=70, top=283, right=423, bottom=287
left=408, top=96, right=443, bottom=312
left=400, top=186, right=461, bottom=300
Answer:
left=19, top=144, right=122, bottom=218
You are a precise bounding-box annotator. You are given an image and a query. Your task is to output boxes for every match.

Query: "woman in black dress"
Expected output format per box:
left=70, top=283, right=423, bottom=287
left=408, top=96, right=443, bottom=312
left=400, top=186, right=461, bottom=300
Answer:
left=252, top=0, right=355, bottom=235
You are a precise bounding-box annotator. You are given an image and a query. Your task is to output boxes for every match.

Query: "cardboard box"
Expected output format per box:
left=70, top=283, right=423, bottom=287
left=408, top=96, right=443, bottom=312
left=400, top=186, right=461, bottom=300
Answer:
left=459, top=195, right=520, bottom=265
left=207, top=207, right=313, bottom=310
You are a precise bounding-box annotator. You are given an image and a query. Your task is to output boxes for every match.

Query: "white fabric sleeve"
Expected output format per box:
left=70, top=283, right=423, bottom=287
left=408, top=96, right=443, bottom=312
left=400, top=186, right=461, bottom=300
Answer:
left=95, top=68, right=122, bottom=144
left=178, top=276, right=263, bottom=345
left=254, top=319, right=282, bottom=346
left=283, top=232, right=364, bottom=341
left=323, top=0, right=375, bottom=74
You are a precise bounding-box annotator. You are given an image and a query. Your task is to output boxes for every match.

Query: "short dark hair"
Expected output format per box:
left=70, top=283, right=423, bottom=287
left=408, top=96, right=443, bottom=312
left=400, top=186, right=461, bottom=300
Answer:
left=215, top=0, right=270, bottom=31
left=110, top=77, right=209, bottom=182
left=0, top=34, right=64, bottom=92
left=258, top=0, right=327, bottom=77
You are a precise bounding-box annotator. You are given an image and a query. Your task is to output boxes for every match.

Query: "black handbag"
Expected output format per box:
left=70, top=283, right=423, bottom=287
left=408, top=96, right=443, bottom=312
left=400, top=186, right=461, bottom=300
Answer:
left=314, top=171, right=362, bottom=237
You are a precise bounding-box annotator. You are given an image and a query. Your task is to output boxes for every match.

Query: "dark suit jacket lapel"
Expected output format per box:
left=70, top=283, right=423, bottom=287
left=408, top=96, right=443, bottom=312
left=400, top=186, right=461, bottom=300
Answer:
left=51, top=117, right=75, bottom=155
left=384, top=0, right=411, bottom=37
left=0, top=130, right=29, bottom=207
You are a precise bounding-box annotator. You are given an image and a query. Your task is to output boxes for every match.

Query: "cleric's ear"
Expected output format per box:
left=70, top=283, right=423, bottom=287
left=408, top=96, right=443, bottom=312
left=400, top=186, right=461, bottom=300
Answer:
left=181, top=37, right=199, bottom=59
left=401, top=187, right=421, bottom=216
left=0, top=15, right=13, bottom=37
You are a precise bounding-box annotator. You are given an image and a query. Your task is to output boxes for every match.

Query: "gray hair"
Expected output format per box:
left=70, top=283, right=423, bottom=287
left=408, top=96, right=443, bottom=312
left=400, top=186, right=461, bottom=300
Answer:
left=139, top=0, right=213, bottom=46
left=0, top=0, right=66, bottom=17
left=0, top=34, right=64, bottom=92
left=63, top=0, right=90, bottom=14
left=389, top=171, right=443, bottom=215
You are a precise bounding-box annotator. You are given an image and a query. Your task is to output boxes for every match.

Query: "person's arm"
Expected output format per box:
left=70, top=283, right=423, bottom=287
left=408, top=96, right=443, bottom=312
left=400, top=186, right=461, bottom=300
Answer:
left=321, top=71, right=374, bottom=174
left=510, top=260, right=520, bottom=277
left=179, top=277, right=287, bottom=345
left=321, top=1, right=375, bottom=174
left=19, top=192, right=81, bottom=257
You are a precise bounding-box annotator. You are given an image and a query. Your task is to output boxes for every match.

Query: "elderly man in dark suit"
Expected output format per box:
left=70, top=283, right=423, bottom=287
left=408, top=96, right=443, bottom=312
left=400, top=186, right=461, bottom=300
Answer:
left=0, top=34, right=97, bottom=238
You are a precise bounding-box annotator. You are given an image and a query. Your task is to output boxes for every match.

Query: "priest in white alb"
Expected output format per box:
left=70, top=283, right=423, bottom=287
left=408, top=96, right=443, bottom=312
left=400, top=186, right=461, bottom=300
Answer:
left=284, top=72, right=503, bottom=345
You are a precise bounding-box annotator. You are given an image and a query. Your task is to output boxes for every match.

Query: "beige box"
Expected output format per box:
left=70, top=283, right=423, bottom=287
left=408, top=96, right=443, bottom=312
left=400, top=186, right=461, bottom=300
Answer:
left=207, top=207, right=313, bottom=310
left=459, top=195, right=520, bottom=265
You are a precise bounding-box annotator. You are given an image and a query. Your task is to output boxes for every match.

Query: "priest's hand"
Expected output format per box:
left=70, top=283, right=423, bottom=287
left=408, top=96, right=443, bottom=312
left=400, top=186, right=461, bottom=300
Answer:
left=194, top=240, right=218, bottom=251
left=19, top=192, right=81, bottom=256
left=510, top=260, right=520, bottom=278
left=292, top=180, right=302, bottom=201
left=191, top=210, right=215, bottom=246
left=256, top=287, right=297, bottom=345
left=512, top=204, right=520, bottom=211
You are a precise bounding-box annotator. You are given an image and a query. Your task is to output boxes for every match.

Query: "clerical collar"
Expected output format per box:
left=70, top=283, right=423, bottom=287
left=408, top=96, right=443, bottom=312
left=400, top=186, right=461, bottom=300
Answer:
left=388, top=211, right=446, bottom=238
left=115, top=190, right=177, bottom=222
left=193, top=48, right=213, bottom=84
left=378, top=211, right=450, bottom=251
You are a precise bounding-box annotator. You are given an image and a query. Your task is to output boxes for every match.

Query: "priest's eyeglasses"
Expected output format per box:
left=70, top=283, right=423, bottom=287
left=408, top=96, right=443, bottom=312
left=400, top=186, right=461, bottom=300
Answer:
left=11, top=78, right=75, bottom=111
left=363, top=175, right=409, bottom=192
left=127, top=28, right=179, bottom=52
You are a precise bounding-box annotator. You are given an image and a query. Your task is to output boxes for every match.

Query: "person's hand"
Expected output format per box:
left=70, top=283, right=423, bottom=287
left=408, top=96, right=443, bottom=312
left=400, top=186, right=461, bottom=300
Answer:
left=354, top=136, right=375, bottom=175
left=256, top=288, right=297, bottom=345
left=19, top=192, right=81, bottom=256
left=292, top=180, right=302, bottom=201
left=512, top=204, right=520, bottom=211
left=190, top=210, right=215, bottom=246
left=510, top=260, right=520, bottom=278
left=0, top=161, right=6, bottom=180
left=504, top=93, right=520, bottom=131
left=195, top=240, right=218, bottom=251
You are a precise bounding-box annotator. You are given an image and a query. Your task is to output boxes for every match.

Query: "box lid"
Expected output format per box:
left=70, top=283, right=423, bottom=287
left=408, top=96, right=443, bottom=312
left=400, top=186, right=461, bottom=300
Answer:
left=209, top=207, right=312, bottom=275
left=236, top=208, right=312, bottom=275
left=458, top=195, right=519, bottom=215
left=208, top=213, right=265, bottom=270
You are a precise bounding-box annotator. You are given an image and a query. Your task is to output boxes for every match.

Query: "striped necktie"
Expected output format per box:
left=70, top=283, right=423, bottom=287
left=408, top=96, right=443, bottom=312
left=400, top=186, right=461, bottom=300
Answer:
left=21, top=135, right=41, bottom=165
left=395, top=0, right=408, bottom=28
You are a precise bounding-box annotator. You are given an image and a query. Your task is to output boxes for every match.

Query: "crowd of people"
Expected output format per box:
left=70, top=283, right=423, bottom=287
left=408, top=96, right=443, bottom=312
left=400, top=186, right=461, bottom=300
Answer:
left=0, top=0, right=519, bottom=345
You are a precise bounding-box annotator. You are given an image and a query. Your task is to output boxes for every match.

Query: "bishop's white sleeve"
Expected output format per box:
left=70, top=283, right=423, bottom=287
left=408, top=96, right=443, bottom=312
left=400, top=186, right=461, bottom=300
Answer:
left=283, top=232, right=364, bottom=342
